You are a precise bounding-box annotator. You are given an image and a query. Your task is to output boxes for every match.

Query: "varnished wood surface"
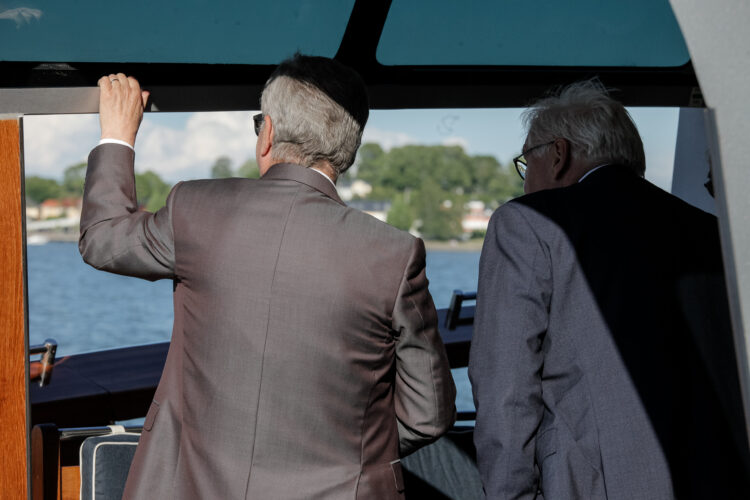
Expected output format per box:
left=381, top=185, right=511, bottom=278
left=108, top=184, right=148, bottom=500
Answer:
left=31, top=424, right=59, bottom=500
left=60, top=467, right=79, bottom=500
left=0, top=118, right=28, bottom=499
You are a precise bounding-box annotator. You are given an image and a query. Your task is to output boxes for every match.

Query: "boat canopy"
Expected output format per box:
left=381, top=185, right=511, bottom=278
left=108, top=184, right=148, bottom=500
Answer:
left=0, top=0, right=699, bottom=113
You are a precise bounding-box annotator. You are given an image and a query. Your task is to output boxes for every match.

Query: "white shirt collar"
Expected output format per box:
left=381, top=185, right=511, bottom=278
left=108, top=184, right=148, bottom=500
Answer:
left=310, top=167, right=337, bottom=188
left=578, top=163, right=611, bottom=183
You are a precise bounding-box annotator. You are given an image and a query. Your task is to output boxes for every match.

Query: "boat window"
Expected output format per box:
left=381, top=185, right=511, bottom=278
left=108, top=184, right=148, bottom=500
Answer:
left=378, top=0, right=689, bottom=67
left=0, top=0, right=354, bottom=64
left=23, top=107, right=678, bottom=417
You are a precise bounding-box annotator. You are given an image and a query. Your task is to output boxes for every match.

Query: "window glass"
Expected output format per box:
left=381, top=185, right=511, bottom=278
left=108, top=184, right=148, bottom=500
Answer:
left=1, top=0, right=353, bottom=63
left=378, top=0, right=689, bottom=67
left=23, top=107, right=678, bottom=417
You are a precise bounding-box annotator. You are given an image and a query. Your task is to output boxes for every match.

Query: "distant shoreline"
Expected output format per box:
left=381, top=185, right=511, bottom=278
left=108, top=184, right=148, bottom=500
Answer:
left=423, top=238, right=483, bottom=252
left=26, top=231, right=78, bottom=243
left=29, top=232, right=485, bottom=251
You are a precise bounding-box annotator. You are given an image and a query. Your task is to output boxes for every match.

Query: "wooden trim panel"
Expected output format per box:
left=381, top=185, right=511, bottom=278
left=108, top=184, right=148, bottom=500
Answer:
left=60, top=467, right=79, bottom=500
left=0, top=118, right=29, bottom=500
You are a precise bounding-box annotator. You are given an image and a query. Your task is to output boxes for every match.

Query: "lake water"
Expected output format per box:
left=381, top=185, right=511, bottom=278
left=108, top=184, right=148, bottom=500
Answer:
left=27, top=242, right=478, bottom=412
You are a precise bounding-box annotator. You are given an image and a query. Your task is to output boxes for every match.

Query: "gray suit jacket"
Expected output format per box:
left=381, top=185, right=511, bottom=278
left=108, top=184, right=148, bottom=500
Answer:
left=469, top=166, right=750, bottom=499
left=79, top=144, right=456, bottom=499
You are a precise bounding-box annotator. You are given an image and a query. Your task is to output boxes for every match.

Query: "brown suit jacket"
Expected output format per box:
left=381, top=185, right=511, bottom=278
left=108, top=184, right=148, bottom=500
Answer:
left=79, top=144, right=456, bottom=499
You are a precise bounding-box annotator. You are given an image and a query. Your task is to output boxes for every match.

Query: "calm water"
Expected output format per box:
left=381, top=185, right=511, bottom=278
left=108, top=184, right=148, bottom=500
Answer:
left=27, top=242, right=478, bottom=411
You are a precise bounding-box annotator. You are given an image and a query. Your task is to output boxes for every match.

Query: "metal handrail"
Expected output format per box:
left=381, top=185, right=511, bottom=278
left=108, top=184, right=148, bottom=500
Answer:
left=59, top=425, right=142, bottom=441
left=445, top=290, right=476, bottom=330
left=29, top=338, right=57, bottom=387
left=456, top=411, right=477, bottom=422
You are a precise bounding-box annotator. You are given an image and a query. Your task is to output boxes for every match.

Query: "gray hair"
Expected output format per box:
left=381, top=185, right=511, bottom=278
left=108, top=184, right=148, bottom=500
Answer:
left=522, top=80, right=646, bottom=176
left=260, top=55, right=369, bottom=176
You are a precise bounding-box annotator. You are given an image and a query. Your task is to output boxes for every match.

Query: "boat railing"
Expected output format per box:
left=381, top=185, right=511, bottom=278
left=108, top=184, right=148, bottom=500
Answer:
left=445, top=290, right=476, bottom=330
left=28, top=293, right=481, bottom=498
left=30, top=301, right=479, bottom=428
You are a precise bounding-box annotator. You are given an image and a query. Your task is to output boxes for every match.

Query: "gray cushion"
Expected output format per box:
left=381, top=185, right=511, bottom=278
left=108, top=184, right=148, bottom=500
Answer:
left=79, top=430, right=140, bottom=500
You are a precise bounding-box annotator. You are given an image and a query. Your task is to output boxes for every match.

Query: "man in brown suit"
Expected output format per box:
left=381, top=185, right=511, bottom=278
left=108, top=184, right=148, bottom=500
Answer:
left=79, top=55, right=456, bottom=499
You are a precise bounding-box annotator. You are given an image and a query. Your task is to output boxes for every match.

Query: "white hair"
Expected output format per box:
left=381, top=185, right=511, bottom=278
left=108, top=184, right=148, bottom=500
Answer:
left=522, top=80, right=646, bottom=176
left=261, top=76, right=363, bottom=176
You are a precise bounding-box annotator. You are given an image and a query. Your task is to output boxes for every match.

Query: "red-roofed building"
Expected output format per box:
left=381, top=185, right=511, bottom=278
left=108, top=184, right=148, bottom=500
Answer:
left=38, top=197, right=81, bottom=220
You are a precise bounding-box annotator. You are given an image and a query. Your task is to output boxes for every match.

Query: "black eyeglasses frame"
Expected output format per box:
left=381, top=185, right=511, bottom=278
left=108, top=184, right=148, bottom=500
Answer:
left=512, top=141, right=555, bottom=180
left=253, top=113, right=264, bottom=136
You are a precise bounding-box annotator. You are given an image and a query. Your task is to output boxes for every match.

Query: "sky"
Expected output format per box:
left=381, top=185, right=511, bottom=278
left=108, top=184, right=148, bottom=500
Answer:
left=22, top=107, right=679, bottom=192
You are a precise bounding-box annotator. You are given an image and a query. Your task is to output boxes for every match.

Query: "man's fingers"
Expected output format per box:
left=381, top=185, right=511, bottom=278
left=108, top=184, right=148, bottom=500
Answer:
left=100, top=73, right=142, bottom=96
left=107, top=74, right=129, bottom=95
left=105, top=73, right=147, bottom=110
left=98, top=72, right=144, bottom=145
left=97, top=76, right=111, bottom=88
left=127, top=75, right=141, bottom=90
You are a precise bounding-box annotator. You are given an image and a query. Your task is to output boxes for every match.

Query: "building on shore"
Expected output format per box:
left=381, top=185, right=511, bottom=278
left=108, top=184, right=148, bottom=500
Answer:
left=27, top=197, right=82, bottom=221
left=461, top=200, right=491, bottom=235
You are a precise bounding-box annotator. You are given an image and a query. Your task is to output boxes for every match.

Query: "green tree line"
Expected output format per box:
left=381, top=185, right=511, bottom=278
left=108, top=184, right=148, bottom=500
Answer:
left=26, top=157, right=261, bottom=214
left=350, top=143, right=522, bottom=240
left=25, top=145, right=518, bottom=241
left=26, top=163, right=174, bottom=213
left=209, top=156, right=260, bottom=179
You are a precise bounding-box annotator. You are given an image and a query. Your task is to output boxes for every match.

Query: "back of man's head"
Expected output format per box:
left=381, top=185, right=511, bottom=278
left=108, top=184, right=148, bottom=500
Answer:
left=260, top=54, right=369, bottom=176
left=523, top=80, right=646, bottom=177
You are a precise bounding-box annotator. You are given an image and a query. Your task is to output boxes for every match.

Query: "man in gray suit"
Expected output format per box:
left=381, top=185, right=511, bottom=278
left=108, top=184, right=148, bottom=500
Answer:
left=469, top=81, right=750, bottom=499
left=79, top=55, right=456, bottom=499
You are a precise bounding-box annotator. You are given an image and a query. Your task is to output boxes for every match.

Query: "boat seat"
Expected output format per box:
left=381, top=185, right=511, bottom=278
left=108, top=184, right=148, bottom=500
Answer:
left=33, top=423, right=480, bottom=499
left=75, top=426, right=483, bottom=499
left=401, top=426, right=482, bottom=500
left=79, top=426, right=140, bottom=500
left=74, top=426, right=482, bottom=499
left=31, top=423, right=141, bottom=500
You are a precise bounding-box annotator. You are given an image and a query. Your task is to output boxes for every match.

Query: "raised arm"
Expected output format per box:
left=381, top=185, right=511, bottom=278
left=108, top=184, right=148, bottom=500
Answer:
left=392, top=237, right=456, bottom=457
left=469, top=203, right=551, bottom=499
left=79, top=143, right=178, bottom=280
left=78, top=74, right=176, bottom=281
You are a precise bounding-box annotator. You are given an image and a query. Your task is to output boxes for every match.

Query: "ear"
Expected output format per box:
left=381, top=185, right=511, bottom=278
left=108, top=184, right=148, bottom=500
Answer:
left=259, top=114, right=274, bottom=158
left=551, top=138, right=570, bottom=180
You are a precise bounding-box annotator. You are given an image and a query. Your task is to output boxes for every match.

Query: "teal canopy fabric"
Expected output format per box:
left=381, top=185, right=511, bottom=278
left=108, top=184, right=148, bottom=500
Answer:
left=0, top=0, right=688, bottom=67
left=0, top=0, right=355, bottom=63
left=378, top=0, right=689, bottom=67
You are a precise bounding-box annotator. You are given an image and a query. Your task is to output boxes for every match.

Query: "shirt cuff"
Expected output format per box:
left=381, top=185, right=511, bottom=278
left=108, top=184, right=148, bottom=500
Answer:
left=99, top=138, right=135, bottom=151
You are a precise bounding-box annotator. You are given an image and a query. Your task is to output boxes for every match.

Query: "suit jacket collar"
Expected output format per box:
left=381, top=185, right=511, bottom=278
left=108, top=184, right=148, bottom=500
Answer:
left=261, top=163, right=345, bottom=206
left=578, top=164, right=637, bottom=185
